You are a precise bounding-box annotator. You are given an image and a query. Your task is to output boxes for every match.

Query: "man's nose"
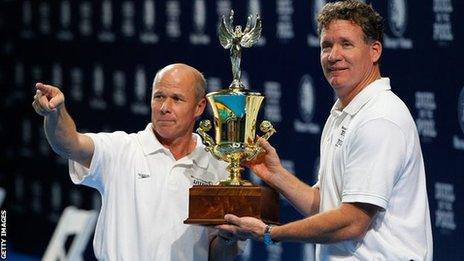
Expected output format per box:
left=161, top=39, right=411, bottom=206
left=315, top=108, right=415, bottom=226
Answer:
left=160, top=99, right=172, bottom=113
left=328, top=45, right=342, bottom=62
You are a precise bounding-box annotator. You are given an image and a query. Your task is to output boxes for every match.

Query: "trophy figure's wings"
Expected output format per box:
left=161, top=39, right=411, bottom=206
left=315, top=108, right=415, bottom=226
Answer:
left=240, top=15, right=262, bottom=48
left=218, top=11, right=235, bottom=49
left=243, top=15, right=253, bottom=35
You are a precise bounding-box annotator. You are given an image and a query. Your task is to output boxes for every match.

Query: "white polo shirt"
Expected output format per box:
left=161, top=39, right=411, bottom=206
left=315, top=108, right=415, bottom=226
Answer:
left=315, top=78, right=433, bottom=260
left=69, top=123, right=230, bottom=261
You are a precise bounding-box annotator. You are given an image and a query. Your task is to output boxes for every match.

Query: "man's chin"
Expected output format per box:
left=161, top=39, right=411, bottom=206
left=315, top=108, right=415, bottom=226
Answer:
left=154, top=125, right=175, bottom=134
left=330, top=84, right=349, bottom=99
left=330, top=81, right=344, bottom=91
left=154, top=130, right=178, bottom=142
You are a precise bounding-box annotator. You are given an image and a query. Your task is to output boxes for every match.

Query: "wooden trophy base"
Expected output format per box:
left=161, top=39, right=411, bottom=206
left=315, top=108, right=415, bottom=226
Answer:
left=184, top=185, right=279, bottom=225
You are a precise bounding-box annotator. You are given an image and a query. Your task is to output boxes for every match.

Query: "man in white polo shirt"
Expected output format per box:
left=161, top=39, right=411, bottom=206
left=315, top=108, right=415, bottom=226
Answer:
left=217, top=1, right=433, bottom=260
left=32, top=63, right=241, bottom=260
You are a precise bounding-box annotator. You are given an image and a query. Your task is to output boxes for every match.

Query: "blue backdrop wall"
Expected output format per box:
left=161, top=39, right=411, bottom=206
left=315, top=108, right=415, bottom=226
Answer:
left=0, top=0, right=462, bottom=260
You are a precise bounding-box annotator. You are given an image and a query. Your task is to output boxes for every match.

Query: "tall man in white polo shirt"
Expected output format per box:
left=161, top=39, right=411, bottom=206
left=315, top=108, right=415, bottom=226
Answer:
left=217, top=1, right=433, bottom=260
left=32, top=63, right=240, bottom=260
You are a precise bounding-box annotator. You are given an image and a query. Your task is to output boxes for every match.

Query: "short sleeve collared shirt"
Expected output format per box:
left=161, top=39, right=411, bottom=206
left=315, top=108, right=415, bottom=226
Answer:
left=69, top=123, right=230, bottom=261
left=316, top=78, right=433, bottom=261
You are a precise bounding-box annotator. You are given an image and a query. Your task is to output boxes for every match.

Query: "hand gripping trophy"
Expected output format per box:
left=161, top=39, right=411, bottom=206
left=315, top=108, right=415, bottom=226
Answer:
left=185, top=10, right=279, bottom=225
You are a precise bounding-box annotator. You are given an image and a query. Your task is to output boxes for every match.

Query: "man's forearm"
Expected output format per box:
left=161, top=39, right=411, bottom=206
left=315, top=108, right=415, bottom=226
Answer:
left=271, top=203, right=377, bottom=244
left=44, top=106, right=94, bottom=167
left=44, top=106, right=94, bottom=168
left=44, top=106, right=80, bottom=159
left=269, top=167, right=320, bottom=216
left=33, top=82, right=93, bottom=168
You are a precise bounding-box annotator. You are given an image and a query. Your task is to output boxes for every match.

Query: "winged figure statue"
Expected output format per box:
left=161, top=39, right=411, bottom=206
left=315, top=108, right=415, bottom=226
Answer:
left=218, top=10, right=262, bottom=88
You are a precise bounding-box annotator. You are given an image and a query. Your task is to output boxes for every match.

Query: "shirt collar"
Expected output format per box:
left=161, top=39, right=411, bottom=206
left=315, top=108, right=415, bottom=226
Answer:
left=187, top=135, right=210, bottom=169
left=330, top=77, right=391, bottom=117
left=137, top=123, right=209, bottom=169
left=138, top=123, right=165, bottom=155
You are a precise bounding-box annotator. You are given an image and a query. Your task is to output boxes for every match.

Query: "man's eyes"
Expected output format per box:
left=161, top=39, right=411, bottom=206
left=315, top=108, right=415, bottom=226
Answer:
left=153, top=95, right=184, bottom=102
left=321, top=42, right=353, bottom=49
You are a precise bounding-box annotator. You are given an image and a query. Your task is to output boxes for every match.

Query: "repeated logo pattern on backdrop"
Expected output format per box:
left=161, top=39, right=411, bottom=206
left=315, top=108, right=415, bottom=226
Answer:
left=384, top=0, right=413, bottom=49
left=0, top=0, right=463, bottom=260
left=454, top=87, right=464, bottom=150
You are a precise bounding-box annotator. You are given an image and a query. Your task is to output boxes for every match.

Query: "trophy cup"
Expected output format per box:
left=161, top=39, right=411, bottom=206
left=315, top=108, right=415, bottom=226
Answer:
left=184, top=11, right=279, bottom=225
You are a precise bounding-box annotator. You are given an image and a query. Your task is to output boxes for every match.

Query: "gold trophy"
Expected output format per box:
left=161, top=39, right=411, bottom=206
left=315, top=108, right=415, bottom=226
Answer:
left=184, top=11, right=279, bottom=225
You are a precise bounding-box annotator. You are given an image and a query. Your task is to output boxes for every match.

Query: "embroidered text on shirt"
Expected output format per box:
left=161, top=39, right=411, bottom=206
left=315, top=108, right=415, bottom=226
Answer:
left=191, top=175, right=213, bottom=185
left=137, top=173, right=150, bottom=179
left=335, top=126, right=347, bottom=148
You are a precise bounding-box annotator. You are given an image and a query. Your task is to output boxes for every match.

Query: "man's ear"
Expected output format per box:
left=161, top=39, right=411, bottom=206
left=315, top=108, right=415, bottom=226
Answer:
left=370, top=40, right=382, bottom=64
left=195, top=98, right=206, bottom=118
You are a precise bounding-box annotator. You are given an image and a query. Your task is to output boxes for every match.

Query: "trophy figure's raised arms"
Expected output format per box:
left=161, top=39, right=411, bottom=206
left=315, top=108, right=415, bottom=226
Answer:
left=218, top=10, right=262, bottom=89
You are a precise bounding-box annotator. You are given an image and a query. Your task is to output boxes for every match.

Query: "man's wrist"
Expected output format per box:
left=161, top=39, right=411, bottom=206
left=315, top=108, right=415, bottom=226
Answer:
left=263, top=224, right=276, bottom=246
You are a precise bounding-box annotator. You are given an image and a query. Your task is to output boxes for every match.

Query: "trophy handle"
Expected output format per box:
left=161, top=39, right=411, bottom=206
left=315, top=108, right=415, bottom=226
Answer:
left=259, top=120, right=276, bottom=141
left=197, top=120, right=222, bottom=160
left=245, top=120, right=276, bottom=161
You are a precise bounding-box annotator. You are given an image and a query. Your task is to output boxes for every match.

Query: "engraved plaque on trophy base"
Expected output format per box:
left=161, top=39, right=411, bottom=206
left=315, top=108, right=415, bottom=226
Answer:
left=184, top=185, right=279, bottom=225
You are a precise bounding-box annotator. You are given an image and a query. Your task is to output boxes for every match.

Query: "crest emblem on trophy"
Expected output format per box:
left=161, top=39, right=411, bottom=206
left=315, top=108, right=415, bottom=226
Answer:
left=185, top=11, right=279, bottom=225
